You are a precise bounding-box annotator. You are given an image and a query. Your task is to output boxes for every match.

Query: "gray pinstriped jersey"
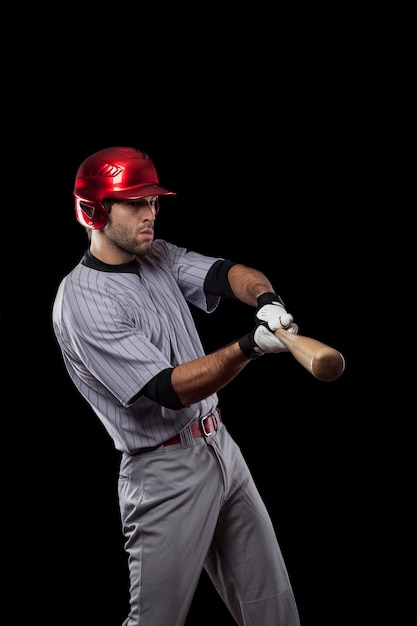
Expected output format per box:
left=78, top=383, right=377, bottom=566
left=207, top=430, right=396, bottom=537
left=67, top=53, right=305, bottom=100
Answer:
left=52, top=239, right=223, bottom=453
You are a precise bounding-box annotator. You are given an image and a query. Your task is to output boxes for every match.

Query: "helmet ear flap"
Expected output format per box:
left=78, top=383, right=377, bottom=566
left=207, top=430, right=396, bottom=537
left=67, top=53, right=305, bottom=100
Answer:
left=75, top=199, right=109, bottom=229
left=79, top=201, right=95, bottom=218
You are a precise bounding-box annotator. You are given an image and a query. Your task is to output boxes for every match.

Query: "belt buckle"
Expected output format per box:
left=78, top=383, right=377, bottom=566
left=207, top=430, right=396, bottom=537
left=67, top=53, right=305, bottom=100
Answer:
left=201, top=413, right=216, bottom=437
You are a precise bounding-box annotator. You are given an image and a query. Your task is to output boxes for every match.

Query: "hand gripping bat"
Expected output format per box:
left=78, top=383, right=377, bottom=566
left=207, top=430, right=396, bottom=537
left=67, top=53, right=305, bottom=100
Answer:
left=274, top=328, right=345, bottom=382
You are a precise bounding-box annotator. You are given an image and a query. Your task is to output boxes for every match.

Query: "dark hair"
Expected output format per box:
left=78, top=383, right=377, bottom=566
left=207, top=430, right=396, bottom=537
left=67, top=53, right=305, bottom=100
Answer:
left=103, top=199, right=114, bottom=213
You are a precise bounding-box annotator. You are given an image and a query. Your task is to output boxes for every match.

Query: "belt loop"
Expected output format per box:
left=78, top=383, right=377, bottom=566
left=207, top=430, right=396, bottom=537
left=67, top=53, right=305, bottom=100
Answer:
left=180, top=424, right=194, bottom=446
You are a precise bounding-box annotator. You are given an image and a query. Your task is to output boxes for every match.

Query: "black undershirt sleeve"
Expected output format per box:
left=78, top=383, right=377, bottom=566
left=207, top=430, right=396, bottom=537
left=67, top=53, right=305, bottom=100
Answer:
left=204, top=259, right=240, bottom=301
left=141, top=368, right=184, bottom=409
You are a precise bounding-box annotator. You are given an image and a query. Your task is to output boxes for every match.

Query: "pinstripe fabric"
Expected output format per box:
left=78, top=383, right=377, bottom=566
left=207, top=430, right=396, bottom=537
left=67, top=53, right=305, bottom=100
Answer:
left=52, top=239, right=223, bottom=453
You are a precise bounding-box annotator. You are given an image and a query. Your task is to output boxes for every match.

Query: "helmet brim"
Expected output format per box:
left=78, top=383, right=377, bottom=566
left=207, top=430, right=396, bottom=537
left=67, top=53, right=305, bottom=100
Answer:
left=107, top=183, right=176, bottom=200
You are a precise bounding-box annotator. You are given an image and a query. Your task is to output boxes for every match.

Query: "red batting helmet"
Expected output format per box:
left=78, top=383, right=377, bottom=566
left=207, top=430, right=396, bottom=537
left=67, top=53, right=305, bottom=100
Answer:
left=74, top=146, right=176, bottom=229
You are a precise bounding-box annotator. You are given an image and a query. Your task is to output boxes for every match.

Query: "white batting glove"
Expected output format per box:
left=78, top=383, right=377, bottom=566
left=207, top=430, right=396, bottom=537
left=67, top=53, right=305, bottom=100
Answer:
left=255, top=292, right=298, bottom=335
left=239, top=325, right=291, bottom=360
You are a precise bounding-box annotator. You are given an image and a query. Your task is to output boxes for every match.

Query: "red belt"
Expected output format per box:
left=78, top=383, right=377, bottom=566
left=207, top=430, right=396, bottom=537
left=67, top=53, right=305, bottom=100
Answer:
left=164, top=413, right=219, bottom=446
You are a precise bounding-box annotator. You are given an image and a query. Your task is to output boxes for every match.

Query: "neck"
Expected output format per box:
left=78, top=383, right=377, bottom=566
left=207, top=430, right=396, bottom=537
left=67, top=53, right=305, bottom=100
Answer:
left=90, top=233, right=135, bottom=265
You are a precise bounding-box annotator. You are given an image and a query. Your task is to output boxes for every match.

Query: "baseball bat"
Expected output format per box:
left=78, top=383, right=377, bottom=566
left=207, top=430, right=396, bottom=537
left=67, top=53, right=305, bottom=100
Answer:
left=274, top=328, right=345, bottom=382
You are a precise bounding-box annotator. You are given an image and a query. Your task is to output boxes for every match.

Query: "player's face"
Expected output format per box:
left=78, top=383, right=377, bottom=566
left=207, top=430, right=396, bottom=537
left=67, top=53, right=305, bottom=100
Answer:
left=104, top=197, right=158, bottom=257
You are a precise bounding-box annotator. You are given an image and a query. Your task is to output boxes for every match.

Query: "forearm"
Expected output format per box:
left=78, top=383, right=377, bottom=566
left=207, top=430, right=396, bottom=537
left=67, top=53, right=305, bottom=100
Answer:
left=171, top=265, right=283, bottom=406
left=171, top=341, right=250, bottom=406
left=227, top=264, right=276, bottom=306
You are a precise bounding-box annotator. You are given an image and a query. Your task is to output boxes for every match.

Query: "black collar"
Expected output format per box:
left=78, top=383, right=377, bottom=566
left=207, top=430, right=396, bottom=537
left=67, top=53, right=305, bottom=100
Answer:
left=81, top=249, right=140, bottom=274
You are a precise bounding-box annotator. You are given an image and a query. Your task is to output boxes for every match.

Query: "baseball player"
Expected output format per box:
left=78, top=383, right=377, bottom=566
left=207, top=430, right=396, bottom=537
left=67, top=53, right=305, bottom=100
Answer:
left=52, top=146, right=302, bottom=626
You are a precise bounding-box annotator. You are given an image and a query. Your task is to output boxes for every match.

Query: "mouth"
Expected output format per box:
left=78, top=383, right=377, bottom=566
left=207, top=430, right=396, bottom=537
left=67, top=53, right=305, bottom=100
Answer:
left=140, top=228, right=154, bottom=240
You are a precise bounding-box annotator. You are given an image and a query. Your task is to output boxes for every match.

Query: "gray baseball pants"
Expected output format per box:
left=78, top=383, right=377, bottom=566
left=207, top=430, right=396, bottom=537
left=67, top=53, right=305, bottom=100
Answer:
left=119, top=420, right=301, bottom=626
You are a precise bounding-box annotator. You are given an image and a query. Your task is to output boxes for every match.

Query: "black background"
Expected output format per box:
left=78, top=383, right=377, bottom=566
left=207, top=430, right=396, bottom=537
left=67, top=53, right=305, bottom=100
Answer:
left=5, top=14, right=414, bottom=626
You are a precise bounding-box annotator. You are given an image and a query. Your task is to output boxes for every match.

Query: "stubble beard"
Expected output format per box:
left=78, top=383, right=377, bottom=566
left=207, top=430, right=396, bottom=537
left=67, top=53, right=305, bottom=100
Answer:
left=106, top=222, right=154, bottom=257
